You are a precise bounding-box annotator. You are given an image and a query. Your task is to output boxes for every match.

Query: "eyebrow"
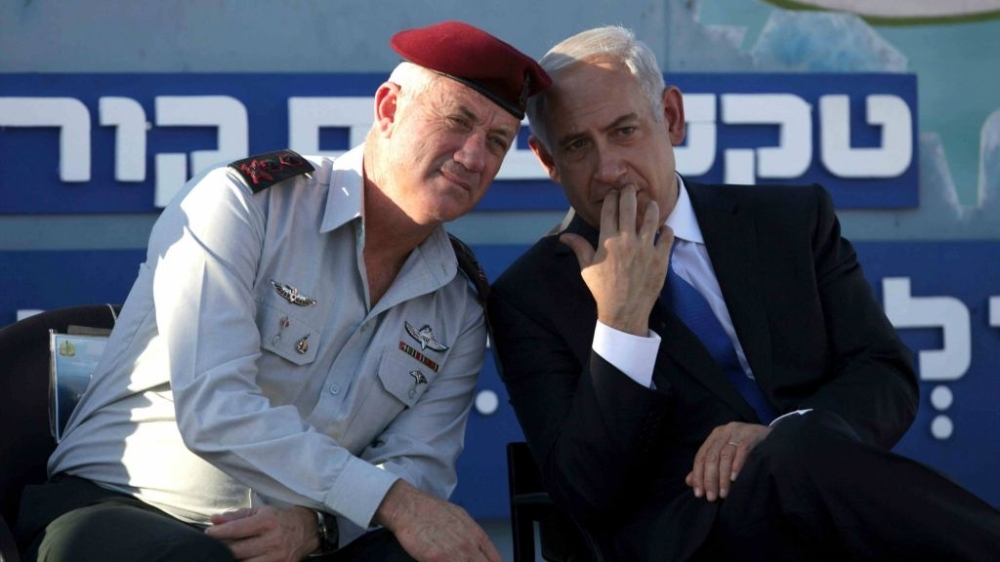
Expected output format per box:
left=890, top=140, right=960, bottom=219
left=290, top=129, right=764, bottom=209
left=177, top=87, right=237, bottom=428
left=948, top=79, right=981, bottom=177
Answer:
left=604, top=113, right=640, bottom=132
left=556, top=112, right=640, bottom=148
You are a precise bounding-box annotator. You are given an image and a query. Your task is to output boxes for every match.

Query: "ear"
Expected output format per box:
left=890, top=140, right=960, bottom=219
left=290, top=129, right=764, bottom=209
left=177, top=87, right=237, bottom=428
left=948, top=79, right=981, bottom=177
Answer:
left=662, top=86, right=686, bottom=147
left=528, top=135, right=561, bottom=184
left=373, top=82, right=402, bottom=136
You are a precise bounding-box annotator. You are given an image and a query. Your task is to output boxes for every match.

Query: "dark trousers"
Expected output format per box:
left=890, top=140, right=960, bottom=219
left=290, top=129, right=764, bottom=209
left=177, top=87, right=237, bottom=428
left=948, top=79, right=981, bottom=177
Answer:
left=15, top=475, right=414, bottom=562
left=689, top=410, right=1000, bottom=561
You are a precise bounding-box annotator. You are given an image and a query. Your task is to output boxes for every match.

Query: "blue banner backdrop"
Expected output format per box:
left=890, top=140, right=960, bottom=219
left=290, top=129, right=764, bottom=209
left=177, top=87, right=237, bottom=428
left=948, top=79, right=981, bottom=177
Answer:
left=1, top=72, right=917, bottom=213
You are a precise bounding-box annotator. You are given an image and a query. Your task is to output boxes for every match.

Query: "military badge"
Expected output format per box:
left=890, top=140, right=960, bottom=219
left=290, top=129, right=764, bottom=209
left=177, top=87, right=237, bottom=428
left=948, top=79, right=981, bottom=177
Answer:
left=409, top=370, right=428, bottom=386
left=404, top=321, right=449, bottom=352
left=271, top=280, right=317, bottom=306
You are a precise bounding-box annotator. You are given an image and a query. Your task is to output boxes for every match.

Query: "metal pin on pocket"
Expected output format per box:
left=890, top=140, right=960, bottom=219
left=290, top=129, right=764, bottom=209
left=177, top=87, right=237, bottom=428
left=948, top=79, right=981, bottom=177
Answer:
left=272, top=316, right=290, bottom=345
left=296, top=334, right=310, bottom=354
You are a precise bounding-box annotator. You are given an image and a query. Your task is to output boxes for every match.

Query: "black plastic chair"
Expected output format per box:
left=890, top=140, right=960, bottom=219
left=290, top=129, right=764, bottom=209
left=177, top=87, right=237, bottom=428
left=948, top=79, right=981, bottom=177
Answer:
left=506, top=441, right=603, bottom=562
left=0, top=304, right=120, bottom=562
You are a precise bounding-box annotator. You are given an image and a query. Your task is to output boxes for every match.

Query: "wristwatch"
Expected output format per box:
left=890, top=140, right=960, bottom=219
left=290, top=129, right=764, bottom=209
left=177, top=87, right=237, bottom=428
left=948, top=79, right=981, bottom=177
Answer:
left=307, top=510, right=339, bottom=558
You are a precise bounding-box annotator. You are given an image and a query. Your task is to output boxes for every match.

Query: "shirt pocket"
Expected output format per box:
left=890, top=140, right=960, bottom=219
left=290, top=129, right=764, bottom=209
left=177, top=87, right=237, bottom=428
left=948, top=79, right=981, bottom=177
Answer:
left=256, top=296, right=321, bottom=366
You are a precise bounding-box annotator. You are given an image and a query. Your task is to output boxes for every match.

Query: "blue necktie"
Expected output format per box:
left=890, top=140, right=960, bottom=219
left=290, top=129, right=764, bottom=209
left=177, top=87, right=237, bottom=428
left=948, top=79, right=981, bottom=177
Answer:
left=663, top=262, right=778, bottom=425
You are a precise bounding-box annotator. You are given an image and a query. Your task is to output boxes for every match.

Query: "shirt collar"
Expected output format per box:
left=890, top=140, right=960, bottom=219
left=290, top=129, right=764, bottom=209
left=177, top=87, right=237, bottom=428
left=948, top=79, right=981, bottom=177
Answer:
left=320, top=144, right=365, bottom=234
left=665, top=174, right=704, bottom=245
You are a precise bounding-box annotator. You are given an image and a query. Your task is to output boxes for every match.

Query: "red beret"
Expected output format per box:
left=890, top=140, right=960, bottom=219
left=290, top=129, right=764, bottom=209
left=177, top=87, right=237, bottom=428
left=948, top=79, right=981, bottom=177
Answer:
left=390, top=21, right=551, bottom=120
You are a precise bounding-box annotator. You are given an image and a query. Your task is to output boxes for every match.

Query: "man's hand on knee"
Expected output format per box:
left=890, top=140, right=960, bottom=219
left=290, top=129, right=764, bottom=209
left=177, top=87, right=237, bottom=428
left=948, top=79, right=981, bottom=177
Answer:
left=373, top=479, right=502, bottom=562
left=686, top=422, right=772, bottom=502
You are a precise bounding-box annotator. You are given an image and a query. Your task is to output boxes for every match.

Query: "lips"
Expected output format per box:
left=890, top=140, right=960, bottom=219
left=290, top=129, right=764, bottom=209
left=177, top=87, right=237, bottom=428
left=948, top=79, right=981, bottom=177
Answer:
left=593, top=183, right=643, bottom=204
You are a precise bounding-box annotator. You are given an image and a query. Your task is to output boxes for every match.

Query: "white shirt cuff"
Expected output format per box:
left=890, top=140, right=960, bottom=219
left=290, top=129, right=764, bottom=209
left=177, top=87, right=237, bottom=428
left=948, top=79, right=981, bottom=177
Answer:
left=769, top=408, right=813, bottom=426
left=592, top=321, right=661, bottom=388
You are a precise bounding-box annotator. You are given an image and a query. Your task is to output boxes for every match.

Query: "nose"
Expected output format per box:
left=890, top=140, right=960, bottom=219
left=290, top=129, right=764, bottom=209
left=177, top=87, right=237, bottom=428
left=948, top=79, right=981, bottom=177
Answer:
left=454, top=132, right=486, bottom=173
left=593, top=144, right=626, bottom=185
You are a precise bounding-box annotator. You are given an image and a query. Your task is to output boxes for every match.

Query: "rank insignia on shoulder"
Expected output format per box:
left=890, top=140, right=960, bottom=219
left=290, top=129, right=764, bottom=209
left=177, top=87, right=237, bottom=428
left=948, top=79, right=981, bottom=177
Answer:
left=229, top=150, right=315, bottom=193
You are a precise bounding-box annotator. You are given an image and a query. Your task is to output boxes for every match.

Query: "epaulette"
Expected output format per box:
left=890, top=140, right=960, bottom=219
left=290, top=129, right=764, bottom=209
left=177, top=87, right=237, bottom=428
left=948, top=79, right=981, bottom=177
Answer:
left=448, top=234, right=490, bottom=305
left=449, top=234, right=500, bottom=377
left=228, top=150, right=315, bottom=193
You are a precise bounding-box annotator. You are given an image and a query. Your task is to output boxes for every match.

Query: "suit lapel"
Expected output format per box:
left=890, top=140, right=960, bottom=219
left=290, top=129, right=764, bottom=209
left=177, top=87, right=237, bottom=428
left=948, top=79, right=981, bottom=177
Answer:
left=686, top=182, right=774, bottom=399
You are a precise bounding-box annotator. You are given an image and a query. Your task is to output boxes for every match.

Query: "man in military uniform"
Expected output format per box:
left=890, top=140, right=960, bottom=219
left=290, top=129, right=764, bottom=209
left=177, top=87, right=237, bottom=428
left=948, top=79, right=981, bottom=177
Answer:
left=15, top=21, right=549, bottom=562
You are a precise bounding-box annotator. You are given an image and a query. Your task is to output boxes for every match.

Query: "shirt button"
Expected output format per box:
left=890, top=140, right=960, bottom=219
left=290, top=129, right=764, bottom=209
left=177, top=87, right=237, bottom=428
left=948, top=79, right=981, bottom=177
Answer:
left=408, top=389, right=417, bottom=399
left=330, top=384, right=341, bottom=395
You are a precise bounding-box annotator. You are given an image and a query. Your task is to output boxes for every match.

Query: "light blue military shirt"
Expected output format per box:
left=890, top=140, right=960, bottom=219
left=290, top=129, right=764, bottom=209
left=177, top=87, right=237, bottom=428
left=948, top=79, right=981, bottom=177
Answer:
left=49, top=145, right=487, bottom=545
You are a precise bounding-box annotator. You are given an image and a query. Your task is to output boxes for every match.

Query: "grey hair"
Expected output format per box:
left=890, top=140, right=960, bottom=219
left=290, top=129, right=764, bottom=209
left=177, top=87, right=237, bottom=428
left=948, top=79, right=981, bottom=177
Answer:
left=387, top=61, right=439, bottom=101
left=366, top=61, right=440, bottom=145
left=526, top=26, right=666, bottom=150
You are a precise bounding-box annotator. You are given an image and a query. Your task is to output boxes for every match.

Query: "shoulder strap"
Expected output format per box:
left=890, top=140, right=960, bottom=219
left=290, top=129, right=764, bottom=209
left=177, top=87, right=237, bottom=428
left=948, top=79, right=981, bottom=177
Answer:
left=228, top=150, right=315, bottom=193
left=448, top=235, right=506, bottom=378
left=448, top=234, right=490, bottom=305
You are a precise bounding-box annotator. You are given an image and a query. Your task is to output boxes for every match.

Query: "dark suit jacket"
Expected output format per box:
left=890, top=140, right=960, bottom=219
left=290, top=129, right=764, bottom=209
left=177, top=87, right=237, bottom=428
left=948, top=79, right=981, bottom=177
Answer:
left=487, top=181, right=918, bottom=560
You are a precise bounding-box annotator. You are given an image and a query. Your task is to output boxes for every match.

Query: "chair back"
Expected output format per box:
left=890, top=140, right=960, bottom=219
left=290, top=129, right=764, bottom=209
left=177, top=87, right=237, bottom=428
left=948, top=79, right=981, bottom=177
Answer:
left=0, top=305, right=120, bottom=527
left=506, top=441, right=603, bottom=562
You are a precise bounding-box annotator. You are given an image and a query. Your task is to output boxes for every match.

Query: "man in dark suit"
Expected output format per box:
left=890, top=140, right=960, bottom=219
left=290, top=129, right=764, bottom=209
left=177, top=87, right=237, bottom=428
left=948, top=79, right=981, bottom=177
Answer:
left=487, top=25, right=1000, bottom=561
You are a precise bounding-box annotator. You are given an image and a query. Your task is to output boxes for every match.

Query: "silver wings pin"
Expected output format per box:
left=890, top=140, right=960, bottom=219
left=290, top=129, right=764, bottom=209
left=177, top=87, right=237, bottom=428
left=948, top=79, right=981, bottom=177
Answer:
left=270, top=280, right=317, bottom=306
left=404, top=321, right=449, bottom=352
